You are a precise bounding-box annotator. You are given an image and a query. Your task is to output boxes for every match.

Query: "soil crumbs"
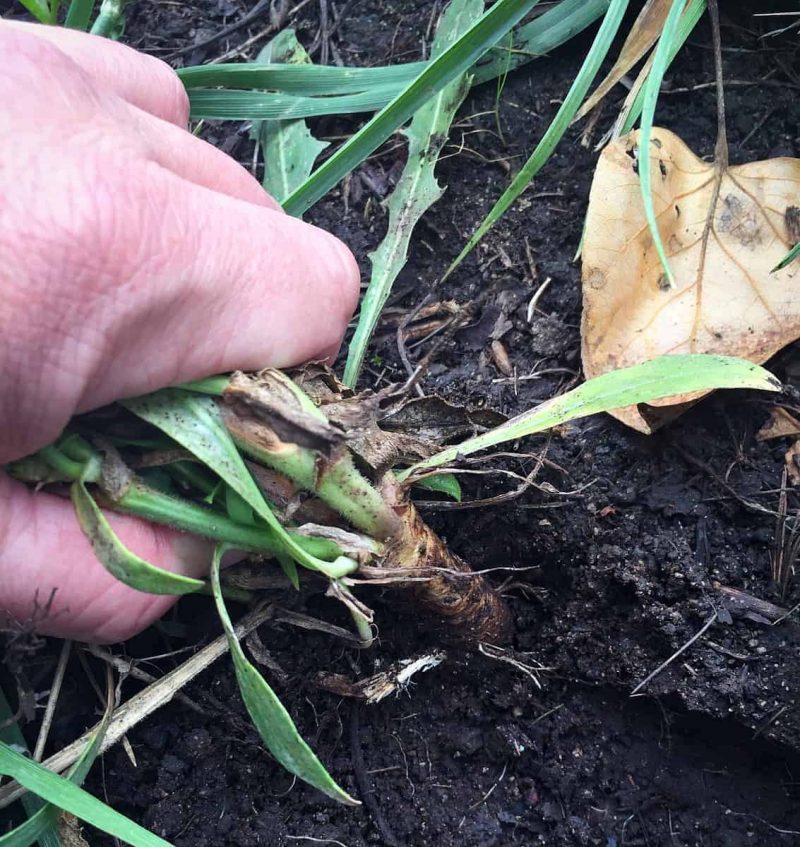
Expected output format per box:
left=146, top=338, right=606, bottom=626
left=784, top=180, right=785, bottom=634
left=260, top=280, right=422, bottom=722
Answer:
left=5, top=2, right=800, bottom=846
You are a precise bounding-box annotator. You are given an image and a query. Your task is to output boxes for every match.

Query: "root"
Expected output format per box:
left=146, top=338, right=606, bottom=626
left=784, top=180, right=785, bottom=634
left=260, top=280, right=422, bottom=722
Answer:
left=376, top=476, right=513, bottom=645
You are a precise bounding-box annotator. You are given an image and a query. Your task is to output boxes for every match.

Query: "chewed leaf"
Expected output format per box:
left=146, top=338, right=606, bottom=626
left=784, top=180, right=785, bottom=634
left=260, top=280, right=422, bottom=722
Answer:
left=582, top=128, right=800, bottom=432
left=71, top=481, right=205, bottom=595
left=403, top=355, right=780, bottom=476
left=253, top=29, right=329, bottom=204
left=343, top=0, right=483, bottom=387
left=210, top=546, right=357, bottom=805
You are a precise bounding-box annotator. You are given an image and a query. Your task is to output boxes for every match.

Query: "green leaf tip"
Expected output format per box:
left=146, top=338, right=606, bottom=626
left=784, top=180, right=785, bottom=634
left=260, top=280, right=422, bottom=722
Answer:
left=210, top=546, right=359, bottom=805
left=403, top=354, right=780, bottom=477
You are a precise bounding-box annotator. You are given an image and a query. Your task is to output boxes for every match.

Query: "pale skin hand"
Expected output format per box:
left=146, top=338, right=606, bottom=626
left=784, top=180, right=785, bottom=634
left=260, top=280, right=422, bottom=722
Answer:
left=0, top=22, right=360, bottom=643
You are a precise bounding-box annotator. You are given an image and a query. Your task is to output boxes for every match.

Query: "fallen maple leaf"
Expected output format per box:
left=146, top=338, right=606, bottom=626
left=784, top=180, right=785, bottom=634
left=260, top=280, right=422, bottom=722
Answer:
left=581, top=127, right=800, bottom=432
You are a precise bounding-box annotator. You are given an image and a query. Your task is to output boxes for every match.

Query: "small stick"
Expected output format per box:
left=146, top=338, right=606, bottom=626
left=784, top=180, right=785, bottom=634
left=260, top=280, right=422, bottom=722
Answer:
left=32, top=639, right=71, bottom=762
left=630, top=611, right=717, bottom=696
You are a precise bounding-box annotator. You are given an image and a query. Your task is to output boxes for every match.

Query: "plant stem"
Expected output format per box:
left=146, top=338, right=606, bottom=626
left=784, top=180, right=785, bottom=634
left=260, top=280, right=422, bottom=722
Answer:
left=89, top=0, right=125, bottom=37
left=113, top=483, right=346, bottom=565
left=38, top=445, right=99, bottom=483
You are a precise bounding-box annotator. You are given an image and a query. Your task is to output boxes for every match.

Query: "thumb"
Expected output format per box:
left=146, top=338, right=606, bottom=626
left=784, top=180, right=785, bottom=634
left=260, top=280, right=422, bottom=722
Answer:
left=0, top=472, right=212, bottom=644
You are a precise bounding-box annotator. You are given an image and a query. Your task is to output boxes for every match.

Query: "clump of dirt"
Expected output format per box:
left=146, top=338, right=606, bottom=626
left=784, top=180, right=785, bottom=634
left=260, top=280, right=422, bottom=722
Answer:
left=4, top=2, right=800, bottom=845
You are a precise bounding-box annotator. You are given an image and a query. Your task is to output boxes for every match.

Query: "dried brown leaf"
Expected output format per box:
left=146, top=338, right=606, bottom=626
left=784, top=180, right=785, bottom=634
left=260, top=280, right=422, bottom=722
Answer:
left=786, top=440, right=800, bottom=486
left=574, top=0, right=671, bottom=123
left=757, top=407, right=800, bottom=441
left=582, top=127, right=800, bottom=432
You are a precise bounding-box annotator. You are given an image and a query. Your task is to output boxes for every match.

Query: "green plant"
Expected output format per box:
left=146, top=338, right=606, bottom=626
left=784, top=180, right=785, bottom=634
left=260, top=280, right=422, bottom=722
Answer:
left=3, top=1, right=782, bottom=843
left=16, top=0, right=125, bottom=34
left=7, top=355, right=779, bottom=819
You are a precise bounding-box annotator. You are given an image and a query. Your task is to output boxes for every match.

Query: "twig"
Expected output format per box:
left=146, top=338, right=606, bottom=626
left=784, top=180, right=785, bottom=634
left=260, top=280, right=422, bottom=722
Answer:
left=630, top=611, right=717, bottom=696
left=397, top=294, right=433, bottom=396
left=32, top=639, right=71, bottom=762
left=86, top=645, right=209, bottom=716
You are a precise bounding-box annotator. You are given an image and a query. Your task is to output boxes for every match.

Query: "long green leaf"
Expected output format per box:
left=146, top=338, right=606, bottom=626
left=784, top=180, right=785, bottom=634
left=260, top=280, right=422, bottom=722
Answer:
left=253, top=30, right=329, bottom=204
left=64, top=0, right=94, bottom=29
left=70, top=481, right=206, bottom=595
left=15, top=0, right=51, bottom=23
left=209, top=546, right=357, bottom=805
left=121, top=390, right=356, bottom=579
left=179, top=61, right=427, bottom=93
left=180, top=0, right=608, bottom=100
left=283, top=0, right=544, bottom=217
left=401, top=355, right=780, bottom=478
left=0, top=688, right=56, bottom=847
left=472, top=0, right=610, bottom=84
left=0, top=744, right=173, bottom=847
left=188, top=84, right=404, bottom=122
left=637, top=0, right=687, bottom=289
left=343, top=0, right=483, bottom=388
left=444, top=0, right=629, bottom=277
left=615, top=0, right=705, bottom=136
left=1, top=695, right=113, bottom=847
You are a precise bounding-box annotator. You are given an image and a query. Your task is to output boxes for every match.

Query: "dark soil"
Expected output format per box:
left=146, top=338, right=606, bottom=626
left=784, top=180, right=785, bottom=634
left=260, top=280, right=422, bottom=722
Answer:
left=5, top=1, right=800, bottom=845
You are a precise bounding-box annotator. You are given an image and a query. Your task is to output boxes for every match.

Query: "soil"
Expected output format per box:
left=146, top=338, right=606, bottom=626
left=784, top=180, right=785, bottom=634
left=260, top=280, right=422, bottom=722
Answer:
left=4, top=1, right=800, bottom=845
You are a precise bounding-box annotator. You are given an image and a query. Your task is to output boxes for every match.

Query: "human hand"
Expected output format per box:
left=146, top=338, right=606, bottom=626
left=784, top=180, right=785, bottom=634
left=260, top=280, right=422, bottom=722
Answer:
left=0, top=21, right=360, bottom=643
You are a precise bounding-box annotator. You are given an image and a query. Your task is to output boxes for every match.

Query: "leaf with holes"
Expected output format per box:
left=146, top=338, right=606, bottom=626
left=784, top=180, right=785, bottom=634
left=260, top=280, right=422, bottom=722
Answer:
left=252, top=30, right=329, bottom=204
left=343, top=0, right=483, bottom=388
left=581, top=127, right=800, bottom=432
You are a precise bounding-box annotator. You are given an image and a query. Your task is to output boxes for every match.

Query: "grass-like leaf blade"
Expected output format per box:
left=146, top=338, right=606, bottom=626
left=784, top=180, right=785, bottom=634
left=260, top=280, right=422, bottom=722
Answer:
left=444, top=0, right=628, bottom=277
left=472, top=0, right=609, bottom=84
left=16, top=0, right=51, bottom=23
left=181, top=0, right=608, bottom=102
left=0, top=687, right=57, bottom=847
left=637, top=0, right=688, bottom=289
left=187, top=85, right=405, bottom=121
left=283, top=0, right=544, bottom=216
left=70, top=481, right=206, bottom=595
left=64, top=0, right=95, bottom=29
left=614, top=0, right=705, bottom=137
left=209, top=546, right=358, bottom=805
left=0, top=743, right=174, bottom=847
left=402, top=355, right=780, bottom=477
left=1, top=691, right=114, bottom=847
left=343, top=0, right=483, bottom=387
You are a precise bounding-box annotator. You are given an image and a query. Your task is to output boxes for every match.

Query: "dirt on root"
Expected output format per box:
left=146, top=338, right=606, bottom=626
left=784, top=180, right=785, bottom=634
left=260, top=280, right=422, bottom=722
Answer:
left=5, top=1, right=800, bottom=845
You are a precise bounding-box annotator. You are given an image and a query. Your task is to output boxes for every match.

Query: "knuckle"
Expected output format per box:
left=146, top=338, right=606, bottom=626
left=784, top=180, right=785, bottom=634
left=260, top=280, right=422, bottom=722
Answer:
left=1, top=25, right=67, bottom=68
left=149, top=58, right=190, bottom=126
